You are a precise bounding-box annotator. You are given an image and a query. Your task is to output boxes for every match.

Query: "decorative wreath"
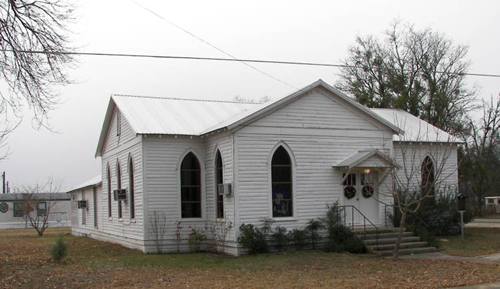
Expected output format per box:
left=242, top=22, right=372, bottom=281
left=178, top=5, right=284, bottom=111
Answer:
left=362, top=185, right=374, bottom=198
left=344, top=186, right=356, bottom=199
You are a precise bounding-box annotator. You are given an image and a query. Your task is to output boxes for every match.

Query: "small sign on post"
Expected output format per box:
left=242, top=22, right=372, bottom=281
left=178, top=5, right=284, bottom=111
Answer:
left=457, top=194, right=467, bottom=240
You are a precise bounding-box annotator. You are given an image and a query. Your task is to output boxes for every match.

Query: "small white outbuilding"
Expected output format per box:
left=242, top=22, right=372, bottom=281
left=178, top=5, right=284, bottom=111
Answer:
left=68, top=80, right=460, bottom=255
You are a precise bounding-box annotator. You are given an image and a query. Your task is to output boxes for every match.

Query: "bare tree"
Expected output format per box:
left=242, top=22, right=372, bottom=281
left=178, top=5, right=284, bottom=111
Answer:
left=19, top=179, right=61, bottom=236
left=459, top=96, right=500, bottom=215
left=377, top=117, right=458, bottom=258
left=0, top=0, right=73, bottom=126
left=337, top=21, right=475, bottom=133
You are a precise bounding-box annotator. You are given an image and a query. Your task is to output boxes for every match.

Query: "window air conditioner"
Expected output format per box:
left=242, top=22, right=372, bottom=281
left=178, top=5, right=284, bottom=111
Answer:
left=113, top=189, right=127, bottom=201
left=77, top=200, right=87, bottom=209
left=217, top=183, right=232, bottom=197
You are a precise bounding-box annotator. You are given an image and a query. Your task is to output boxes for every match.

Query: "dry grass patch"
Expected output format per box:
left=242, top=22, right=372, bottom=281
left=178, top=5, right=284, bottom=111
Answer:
left=1, top=228, right=500, bottom=289
left=440, top=227, right=500, bottom=257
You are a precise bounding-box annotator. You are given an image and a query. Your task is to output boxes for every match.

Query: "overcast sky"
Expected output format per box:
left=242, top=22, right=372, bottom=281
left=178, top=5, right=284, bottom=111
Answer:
left=2, top=0, right=499, bottom=191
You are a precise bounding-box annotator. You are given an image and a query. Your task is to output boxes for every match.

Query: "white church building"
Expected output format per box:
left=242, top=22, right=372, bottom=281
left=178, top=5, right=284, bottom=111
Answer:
left=68, top=80, right=459, bottom=255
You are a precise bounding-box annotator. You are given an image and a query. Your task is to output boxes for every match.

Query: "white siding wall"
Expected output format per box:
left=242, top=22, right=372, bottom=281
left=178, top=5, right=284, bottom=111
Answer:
left=71, top=185, right=100, bottom=232
left=393, top=142, right=459, bottom=194
left=204, top=133, right=237, bottom=253
left=141, top=133, right=237, bottom=254
left=234, top=88, right=395, bottom=245
left=142, top=136, right=207, bottom=253
left=85, top=108, right=145, bottom=251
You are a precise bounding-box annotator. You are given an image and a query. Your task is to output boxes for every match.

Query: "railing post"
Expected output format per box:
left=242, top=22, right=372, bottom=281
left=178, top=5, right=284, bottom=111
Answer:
left=343, top=207, right=346, bottom=226
left=351, top=207, right=354, bottom=231
left=363, top=218, right=366, bottom=239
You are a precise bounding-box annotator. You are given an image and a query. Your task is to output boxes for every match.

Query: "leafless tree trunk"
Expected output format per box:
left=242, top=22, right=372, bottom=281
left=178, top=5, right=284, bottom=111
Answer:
left=378, top=116, right=458, bottom=259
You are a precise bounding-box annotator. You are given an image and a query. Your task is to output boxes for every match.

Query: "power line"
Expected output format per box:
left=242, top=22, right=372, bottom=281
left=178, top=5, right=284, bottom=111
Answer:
left=129, top=0, right=296, bottom=89
left=3, top=49, right=500, bottom=78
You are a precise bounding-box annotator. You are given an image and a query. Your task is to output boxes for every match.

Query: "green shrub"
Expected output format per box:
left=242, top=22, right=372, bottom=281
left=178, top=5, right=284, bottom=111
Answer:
left=391, top=191, right=473, bottom=241
left=271, top=226, right=289, bottom=252
left=188, top=228, right=207, bottom=252
left=238, top=224, right=269, bottom=254
left=324, top=203, right=366, bottom=254
left=305, top=219, right=324, bottom=249
left=289, top=229, right=307, bottom=250
left=326, top=224, right=366, bottom=253
left=51, top=235, right=67, bottom=262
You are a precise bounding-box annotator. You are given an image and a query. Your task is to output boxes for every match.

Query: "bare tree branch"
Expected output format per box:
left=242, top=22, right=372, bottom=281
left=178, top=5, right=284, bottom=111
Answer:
left=0, top=0, right=74, bottom=128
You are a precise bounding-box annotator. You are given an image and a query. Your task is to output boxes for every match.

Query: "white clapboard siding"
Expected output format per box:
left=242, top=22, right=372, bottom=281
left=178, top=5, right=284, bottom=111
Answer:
left=93, top=108, right=145, bottom=250
left=249, top=88, right=386, bottom=131
left=234, top=89, right=395, bottom=233
left=102, top=107, right=136, bottom=154
left=204, top=133, right=237, bottom=243
left=142, top=136, right=208, bottom=245
left=393, top=142, right=459, bottom=194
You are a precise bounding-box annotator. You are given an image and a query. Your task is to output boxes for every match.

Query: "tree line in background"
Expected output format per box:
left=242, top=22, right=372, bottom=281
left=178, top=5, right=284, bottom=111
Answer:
left=338, top=21, right=500, bottom=216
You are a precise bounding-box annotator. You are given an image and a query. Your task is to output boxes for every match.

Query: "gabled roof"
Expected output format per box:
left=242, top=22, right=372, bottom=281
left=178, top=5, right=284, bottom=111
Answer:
left=334, top=149, right=398, bottom=170
left=370, top=108, right=461, bottom=143
left=95, top=80, right=404, bottom=156
left=66, top=176, right=102, bottom=193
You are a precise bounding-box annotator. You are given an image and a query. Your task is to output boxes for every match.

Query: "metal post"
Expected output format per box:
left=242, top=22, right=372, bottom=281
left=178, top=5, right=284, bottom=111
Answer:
left=459, top=210, right=465, bottom=240
left=1, top=171, right=4, bottom=194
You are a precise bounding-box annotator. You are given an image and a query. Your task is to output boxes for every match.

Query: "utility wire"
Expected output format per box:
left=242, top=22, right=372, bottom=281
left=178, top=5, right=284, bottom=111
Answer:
left=129, top=0, right=296, bottom=89
left=3, top=49, right=500, bottom=78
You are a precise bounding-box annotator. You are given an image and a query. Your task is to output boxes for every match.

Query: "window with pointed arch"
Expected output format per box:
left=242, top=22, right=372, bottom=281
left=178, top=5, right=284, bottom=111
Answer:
left=116, top=161, right=122, bottom=219
left=181, top=152, right=202, bottom=218
left=215, top=150, right=224, bottom=219
left=421, top=156, right=435, bottom=196
left=128, top=156, right=135, bottom=219
left=107, top=164, right=112, bottom=218
left=271, top=146, right=293, bottom=217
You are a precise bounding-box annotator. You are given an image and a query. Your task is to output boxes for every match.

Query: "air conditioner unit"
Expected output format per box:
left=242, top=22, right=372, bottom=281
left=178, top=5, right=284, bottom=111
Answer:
left=113, top=189, right=127, bottom=201
left=77, top=200, right=87, bottom=209
left=217, top=183, right=232, bottom=197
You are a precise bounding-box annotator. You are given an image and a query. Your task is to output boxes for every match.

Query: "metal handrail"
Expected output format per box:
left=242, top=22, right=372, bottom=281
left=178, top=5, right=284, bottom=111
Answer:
left=336, top=205, right=380, bottom=249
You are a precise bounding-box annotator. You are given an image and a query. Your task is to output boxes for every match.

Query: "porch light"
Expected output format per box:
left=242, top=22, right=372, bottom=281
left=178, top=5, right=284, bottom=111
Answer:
left=363, top=168, right=371, bottom=174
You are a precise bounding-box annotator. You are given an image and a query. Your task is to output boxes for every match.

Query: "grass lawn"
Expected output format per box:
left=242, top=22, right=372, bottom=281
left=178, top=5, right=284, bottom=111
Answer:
left=440, top=228, right=500, bottom=257
left=1, top=228, right=500, bottom=289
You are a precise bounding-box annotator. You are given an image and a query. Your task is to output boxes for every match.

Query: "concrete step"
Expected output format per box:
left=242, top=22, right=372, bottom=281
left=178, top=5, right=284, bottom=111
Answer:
left=373, top=246, right=438, bottom=257
left=367, top=241, right=428, bottom=251
left=352, top=227, right=399, bottom=234
left=362, top=236, right=421, bottom=246
left=357, top=231, right=413, bottom=240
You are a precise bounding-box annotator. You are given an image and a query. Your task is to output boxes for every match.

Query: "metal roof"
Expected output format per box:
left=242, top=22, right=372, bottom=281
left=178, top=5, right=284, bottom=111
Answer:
left=334, top=149, right=398, bottom=170
left=96, top=80, right=459, bottom=156
left=371, top=108, right=461, bottom=143
left=95, top=80, right=404, bottom=156
left=113, top=95, right=259, bottom=136
left=0, top=193, right=70, bottom=201
left=66, top=176, right=102, bottom=193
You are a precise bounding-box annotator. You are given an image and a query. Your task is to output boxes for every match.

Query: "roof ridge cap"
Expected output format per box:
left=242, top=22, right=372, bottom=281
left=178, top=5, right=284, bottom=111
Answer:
left=112, top=94, right=264, bottom=105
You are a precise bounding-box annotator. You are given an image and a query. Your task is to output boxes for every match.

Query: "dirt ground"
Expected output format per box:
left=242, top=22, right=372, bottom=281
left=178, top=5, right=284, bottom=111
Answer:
left=1, top=228, right=500, bottom=289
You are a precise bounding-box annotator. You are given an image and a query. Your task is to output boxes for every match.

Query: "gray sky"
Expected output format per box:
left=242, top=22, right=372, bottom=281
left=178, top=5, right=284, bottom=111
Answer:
left=2, top=0, right=499, bottom=191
